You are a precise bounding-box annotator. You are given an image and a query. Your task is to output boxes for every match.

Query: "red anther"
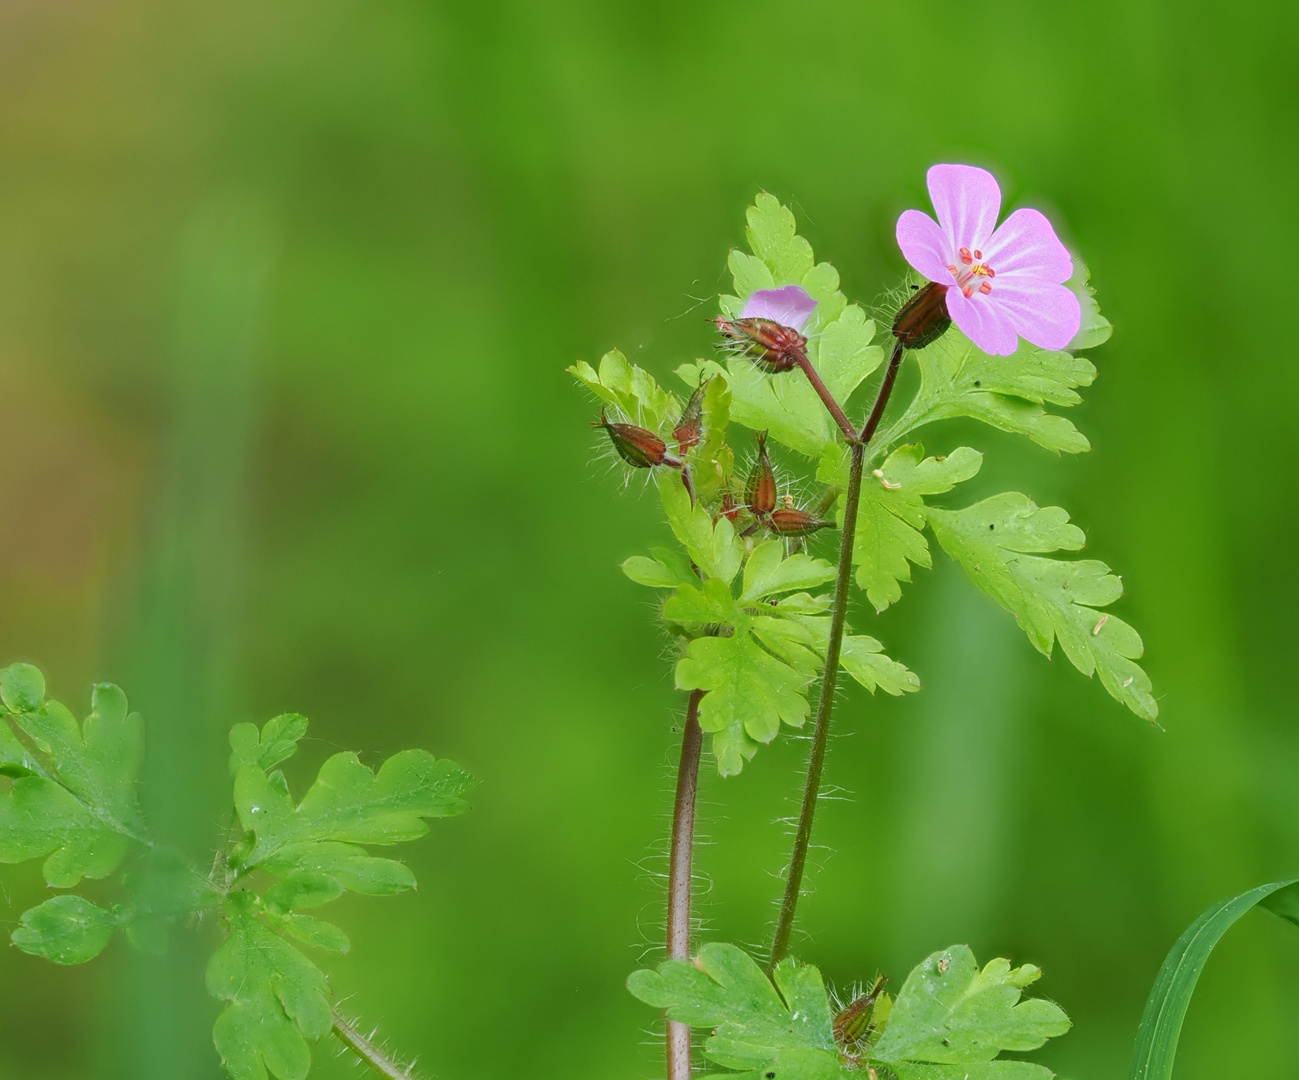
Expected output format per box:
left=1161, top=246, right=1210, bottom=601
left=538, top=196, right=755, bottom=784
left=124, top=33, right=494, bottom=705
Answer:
left=674, top=383, right=704, bottom=451
left=959, top=247, right=974, bottom=264
left=947, top=264, right=958, bottom=273
left=593, top=411, right=679, bottom=469
left=768, top=506, right=836, bottom=536
left=973, top=249, right=982, bottom=260
left=978, top=281, right=992, bottom=294
left=745, top=432, right=777, bottom=516
left=962, top=285, right=974, bottom=298
left=716, top=316, right=807, bottom=373
left=985, top=266, right=995, bottom=277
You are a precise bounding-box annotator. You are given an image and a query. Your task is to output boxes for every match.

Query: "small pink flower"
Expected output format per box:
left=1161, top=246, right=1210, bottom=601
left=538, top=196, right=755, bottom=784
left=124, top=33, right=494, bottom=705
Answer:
left=740, top=285, right=817, bottom=331
left=896, top=164, right=1081, bottom=355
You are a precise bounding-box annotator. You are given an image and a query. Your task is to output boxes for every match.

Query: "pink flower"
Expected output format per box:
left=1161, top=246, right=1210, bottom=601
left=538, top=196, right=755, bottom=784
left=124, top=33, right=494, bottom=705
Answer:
left=740, top=285, right=816, bottom=331
left=895, top=164, right=1081, bottom=355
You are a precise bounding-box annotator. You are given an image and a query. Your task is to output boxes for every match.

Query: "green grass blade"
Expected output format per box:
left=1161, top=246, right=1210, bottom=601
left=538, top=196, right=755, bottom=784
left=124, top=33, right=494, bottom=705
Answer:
left=1130, top=878, right=1299, bottom=1080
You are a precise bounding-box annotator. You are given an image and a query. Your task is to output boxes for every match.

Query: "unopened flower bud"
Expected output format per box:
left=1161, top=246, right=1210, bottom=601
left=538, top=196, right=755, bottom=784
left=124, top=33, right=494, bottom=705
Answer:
left=674, top=383, right=705, bottom=451
left=593, top=412, right=680, bottom=469
left=833, top=975, right=886, bottom=1047
left=768, top=506, right=836, bottom=536
left=891, top=280, right=951, bottom=350
left=744, top=432, right=777, bottom=516
left=716, top=317, right=807, bottom=373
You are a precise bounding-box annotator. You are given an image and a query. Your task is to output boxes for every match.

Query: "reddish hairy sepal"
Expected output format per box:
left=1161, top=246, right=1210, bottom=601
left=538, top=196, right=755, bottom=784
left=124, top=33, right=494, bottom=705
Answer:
left=716, top=317, right=807, bottom=373
left=768, top=506, right=835, bottom=536
left=674, top=384, right=704, bottom=452
left=744, top=432, right=777, bottom=516
left=594, top=412, right=680, bottom=469
left=892, top=281, right=951, bottom=350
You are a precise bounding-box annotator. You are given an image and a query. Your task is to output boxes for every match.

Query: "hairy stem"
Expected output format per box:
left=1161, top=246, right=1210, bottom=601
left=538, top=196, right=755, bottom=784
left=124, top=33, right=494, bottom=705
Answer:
left=794, top=352, right=859, bottom=441
left=768, top=339, right=906, bottom=971
left=332, top=1009, right=417, bottom=1080
left=667, top=689, right=706, bottom=1080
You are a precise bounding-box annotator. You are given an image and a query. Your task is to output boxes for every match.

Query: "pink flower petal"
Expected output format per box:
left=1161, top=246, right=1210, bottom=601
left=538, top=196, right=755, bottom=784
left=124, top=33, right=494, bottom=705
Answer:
left=896, top=210, right=953, bottom=283
left=945, top=286, right=1018, bottom=356
left=989, top=277, right=1082, bottom=351
left=741, top=285, right=817, bottom=331
left=984, top=208, right=1073, bottom=283
left=927, top=164, right=1001, bottom=252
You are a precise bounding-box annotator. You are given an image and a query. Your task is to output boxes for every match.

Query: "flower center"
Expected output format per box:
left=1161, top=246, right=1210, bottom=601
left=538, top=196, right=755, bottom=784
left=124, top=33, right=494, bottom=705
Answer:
left=946, top=246, right=996, bottom=298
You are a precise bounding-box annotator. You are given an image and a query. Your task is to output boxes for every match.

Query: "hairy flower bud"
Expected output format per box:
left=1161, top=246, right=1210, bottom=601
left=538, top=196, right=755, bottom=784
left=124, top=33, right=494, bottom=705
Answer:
left=674, top=384, right=704, bottom=451
left=891, top=280, right=951, bottom=350
left=744, top=432, right=777, bottom=516
left=716, top=317, right=807, bottom=373
left=833, top=975, right=886, bottom=1048
left=768, top=506, right=836, bottom=536
left=593, top=412, right=680, bottom=469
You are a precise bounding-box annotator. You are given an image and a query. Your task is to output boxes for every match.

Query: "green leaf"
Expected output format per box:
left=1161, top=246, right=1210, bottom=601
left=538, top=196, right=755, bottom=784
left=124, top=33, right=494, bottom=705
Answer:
left=229, top=714, right=309, bottom=777
left=628, top=942, right=844, bottom=1077
left=1, top=662, right=46, bottom=712
left=1067, top=257, right=1112, bottom=351
left=276, top=913, right=351, bottom=954
left=676, top=634, right=811, bottom=776
left=0, top=775, right=132, bottom=887
left=873, top=946, right=1070, bottom=1067
left=885, top=328, right=1096, bottom=455
left=7, top=684, right=147, bottom=844
left=259, top=841, right=417, bottom=895
left=207, top=892, right=332, bottom=1080
left=264, top=871, right=345, bottom=913
left=12, top=894, right=121, bottom=965
left=0, top=717, right=41, bottom=776
left=685, top=374, right=735, bottom=506
left=822, top=443, right=982, bottom=612
left=683, top=357, right=832, bottom=460
left=622, top=547, right=698, bottom=589
left=234, top=749, right=474, bottom=871
left=1130, top=879, right=1299, bottom=1080
left=657, top=470, right=743, bottom=584
left=568, top=348, right=679, bottom=432
left=741, top=541, right=838, bottom=601
left=927, top=494, right=1157, bottom=720
left=840, top=636, right=920, bottom=696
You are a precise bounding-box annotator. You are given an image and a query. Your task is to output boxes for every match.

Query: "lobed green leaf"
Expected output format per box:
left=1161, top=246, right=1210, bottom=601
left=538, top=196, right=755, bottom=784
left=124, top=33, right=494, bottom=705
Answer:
left=568, top=348, right=680, bottom=433
left=927, top=494, right=1156, bottom=720
left=12, top=894, right=122, bottom=965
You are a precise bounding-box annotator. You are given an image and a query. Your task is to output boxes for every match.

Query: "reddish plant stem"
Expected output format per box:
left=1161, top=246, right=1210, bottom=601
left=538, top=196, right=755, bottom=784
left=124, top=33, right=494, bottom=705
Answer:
left=793, top=352, right=859, bottom=442
left=667, top=688, right=706, bottom=1080
left=767, top=339, right=906, bottom=972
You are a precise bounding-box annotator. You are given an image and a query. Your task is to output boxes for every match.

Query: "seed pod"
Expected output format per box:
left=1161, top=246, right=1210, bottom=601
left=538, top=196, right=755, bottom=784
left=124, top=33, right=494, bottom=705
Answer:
left=892, top=280, right=951, bottom=350
left=768, top=506, right=835, bottom=536
left=833, top=975, right=886, bottom=1047
left=744, top=432, right=777, bottom=516
left=593, top=412, right=679, bottom=469
left=674, top=383, right=705, bottom=451
left=716, top=317, right=807, bottom=373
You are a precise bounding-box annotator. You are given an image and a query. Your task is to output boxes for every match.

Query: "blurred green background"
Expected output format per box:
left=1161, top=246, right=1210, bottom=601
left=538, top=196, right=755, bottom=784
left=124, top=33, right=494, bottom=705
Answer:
left=2, top=1, right=1298, bottom=1077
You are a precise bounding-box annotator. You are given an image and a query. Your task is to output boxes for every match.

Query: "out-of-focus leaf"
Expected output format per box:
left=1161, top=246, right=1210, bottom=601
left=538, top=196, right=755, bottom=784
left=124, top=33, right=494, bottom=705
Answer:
left=1129, top=880, right=1299, bottom=1080
left=11, top=894, right=121, bottom=965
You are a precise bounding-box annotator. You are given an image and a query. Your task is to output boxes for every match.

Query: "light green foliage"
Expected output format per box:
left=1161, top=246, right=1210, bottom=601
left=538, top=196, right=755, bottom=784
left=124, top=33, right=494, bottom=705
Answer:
left=927, top=494, right=1157, bottom=720
left=686, top=374, right=735, bottom=505
left=12, top=894, right=123, bottom=965
left=657, top=470, right=744, bottom=585
left=628, top=942, right=1068, bottom=1080
left=229, top=713, right=309, bottom=776
left=873, top=946, right=1070, bottom=1070
left=622, top=546, right=698, bottom=589
left=1067, top=258, right=1113, bottom=351
left=0, top=666, right=146, bottom=887
left=628, top=942, right=843, bottom=1078
left=568, top=348, right=680, bottom=432
left=840, top=636, right=920, bottom=696
left=208, top=892, right=333, bottom=1080
left=881, top=317, right=1098, bottom=456
left=680, top=193, right=884, bottom=460
left=821, top=443, right=982, bottom=612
